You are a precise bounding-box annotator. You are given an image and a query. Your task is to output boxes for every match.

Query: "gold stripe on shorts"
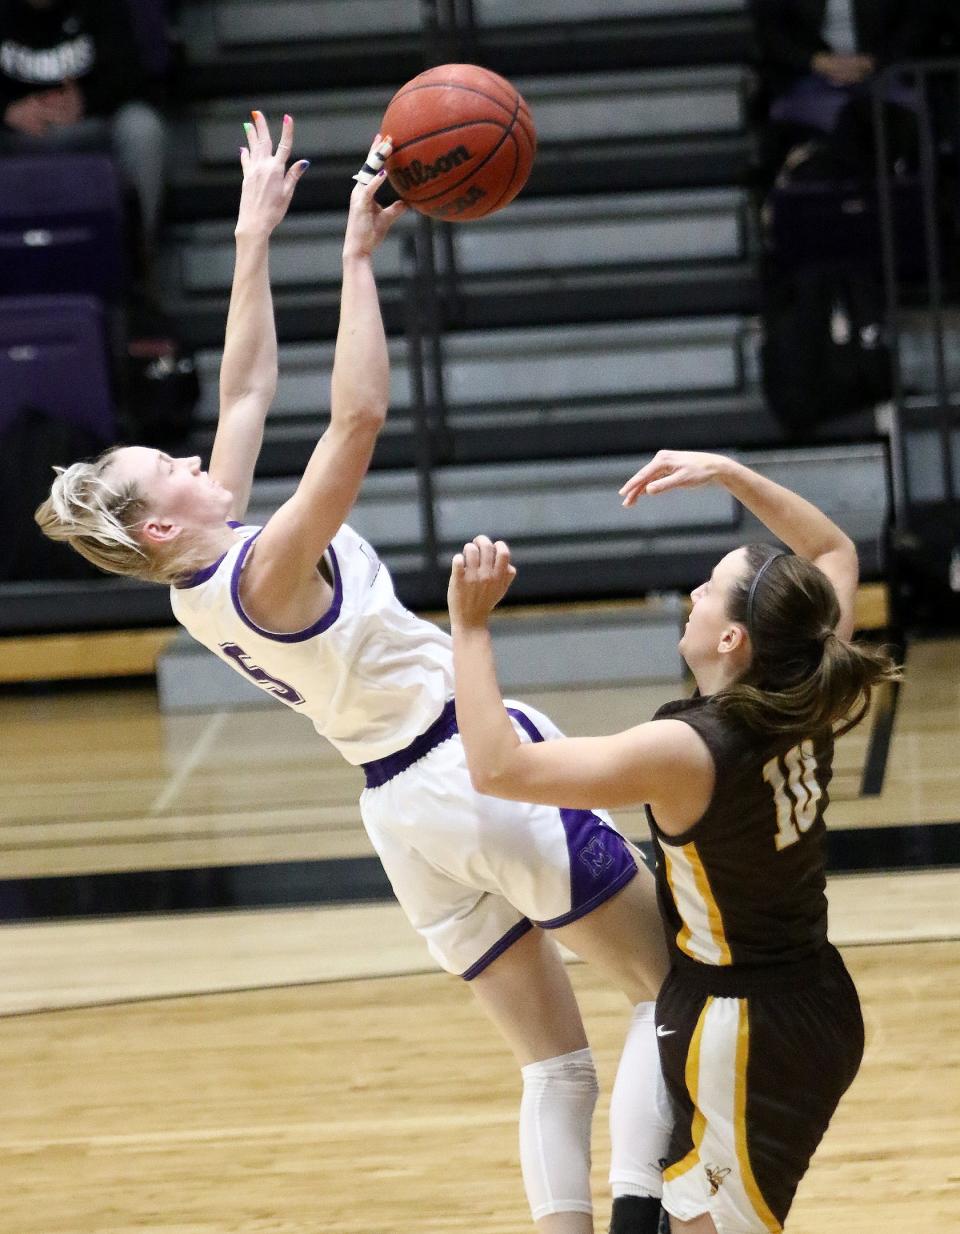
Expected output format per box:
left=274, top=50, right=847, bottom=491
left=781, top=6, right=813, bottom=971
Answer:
left=664, top=994, right=713, bottom=1183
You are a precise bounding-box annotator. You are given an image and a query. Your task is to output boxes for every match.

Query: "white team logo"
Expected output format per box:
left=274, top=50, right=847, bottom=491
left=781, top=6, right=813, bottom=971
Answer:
left=656, top=1025, right=676, bottom=1037
left=578, top=833, right=614, bottom=878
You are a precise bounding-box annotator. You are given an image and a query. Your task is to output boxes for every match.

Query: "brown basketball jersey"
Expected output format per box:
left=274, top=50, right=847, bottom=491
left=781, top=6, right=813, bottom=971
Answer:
left=647, top=694, right=833, bottom=968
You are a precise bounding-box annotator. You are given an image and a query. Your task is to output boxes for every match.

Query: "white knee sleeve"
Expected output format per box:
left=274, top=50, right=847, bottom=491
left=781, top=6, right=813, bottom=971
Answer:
left=609, top=1001, right=674, bottom=1200
left=519, top=1046, right=599, bottom=1220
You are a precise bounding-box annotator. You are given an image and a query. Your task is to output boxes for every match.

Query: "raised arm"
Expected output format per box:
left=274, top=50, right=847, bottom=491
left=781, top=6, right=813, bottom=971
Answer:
left=237, top=140, right=405, bottom=628
left=447, top=536, right=714, bottom=823
left=620, top=450, right=859, bottom=638
left=208, top=110, right=308, bottom=519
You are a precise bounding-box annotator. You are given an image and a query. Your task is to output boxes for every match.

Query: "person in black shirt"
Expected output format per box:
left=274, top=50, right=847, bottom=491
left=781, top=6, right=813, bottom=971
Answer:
left=753, top=0, right=937, bottom=102
left=448, top=449, right=899, bottom=1234
left=751, top=0, right=942, bottom=185
left=0, top=0, right=167, bottom=289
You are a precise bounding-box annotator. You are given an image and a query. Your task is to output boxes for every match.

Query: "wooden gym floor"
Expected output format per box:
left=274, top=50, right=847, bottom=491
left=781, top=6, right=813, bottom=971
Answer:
left=0, top=634, right=958, bottom=1233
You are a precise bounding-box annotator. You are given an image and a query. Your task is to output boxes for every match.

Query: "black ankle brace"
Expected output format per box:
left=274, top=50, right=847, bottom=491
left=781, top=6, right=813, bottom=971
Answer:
left=608, top=1194, right=663, bottom=1234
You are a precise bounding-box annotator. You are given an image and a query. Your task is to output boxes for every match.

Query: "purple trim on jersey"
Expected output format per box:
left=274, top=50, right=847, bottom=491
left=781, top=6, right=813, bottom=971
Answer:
left=229, top=536, right=344, bottom=643
left=175, top=522, right=252, bottom=589
left=362, top=699, right=457, bottom=788
left=175, top=551, right=230, bottom=589
left=460, top=918, right=534, bottom=981
left=504, top=706, right=638, bottom=929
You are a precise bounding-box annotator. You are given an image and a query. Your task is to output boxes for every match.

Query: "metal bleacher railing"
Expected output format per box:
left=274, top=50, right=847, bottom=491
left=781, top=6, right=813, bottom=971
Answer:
left=872, top=58, right=960, bottom=601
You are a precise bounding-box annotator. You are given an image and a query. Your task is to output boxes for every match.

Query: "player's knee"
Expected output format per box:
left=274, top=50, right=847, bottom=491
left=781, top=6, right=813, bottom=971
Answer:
left=519, top=1047, right=599, bottom=1219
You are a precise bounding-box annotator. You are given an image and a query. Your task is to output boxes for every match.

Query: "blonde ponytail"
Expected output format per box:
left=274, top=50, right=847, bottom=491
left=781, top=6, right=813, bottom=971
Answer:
left=35, top=448, right=196, bottom=586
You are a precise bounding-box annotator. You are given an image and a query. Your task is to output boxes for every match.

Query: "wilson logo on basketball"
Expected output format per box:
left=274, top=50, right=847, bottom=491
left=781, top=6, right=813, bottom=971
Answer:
left=392, top=144, right=473, bottom=191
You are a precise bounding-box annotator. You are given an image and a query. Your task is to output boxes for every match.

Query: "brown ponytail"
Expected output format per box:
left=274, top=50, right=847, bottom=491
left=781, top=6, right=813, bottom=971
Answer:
left=714, top=544, right=901, bottom=739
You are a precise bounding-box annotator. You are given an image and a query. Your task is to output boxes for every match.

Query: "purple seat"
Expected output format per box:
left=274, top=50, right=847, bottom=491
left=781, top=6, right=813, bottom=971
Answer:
left=0, top=154, right=126, bottom=300
left=0, top=296, right=117, bottom=440
left=126, top=0, right=173, bottom=79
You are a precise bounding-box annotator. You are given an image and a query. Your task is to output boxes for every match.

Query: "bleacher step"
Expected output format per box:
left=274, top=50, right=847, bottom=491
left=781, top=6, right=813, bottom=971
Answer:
left=165, top=189, right=749, bottom=297
left=176, top=0, right=751, bottom=79
left=167, top=133, right=753, bottom=222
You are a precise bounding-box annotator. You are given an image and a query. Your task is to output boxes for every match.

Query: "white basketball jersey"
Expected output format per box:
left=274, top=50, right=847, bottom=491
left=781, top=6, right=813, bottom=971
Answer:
left=170, top=522, right=453, bottom=764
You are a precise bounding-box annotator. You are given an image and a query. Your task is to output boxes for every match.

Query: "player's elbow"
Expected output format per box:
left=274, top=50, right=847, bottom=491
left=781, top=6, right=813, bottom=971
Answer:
left=468, top=763, right=497, bottom=796
left=468, top=758, right=521, bottom=801
left=341, top=399, right=388, bottom=436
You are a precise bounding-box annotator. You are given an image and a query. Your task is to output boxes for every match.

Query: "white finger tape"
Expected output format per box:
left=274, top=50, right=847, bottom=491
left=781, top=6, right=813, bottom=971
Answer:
left=353, top=141, right=390, bottom=184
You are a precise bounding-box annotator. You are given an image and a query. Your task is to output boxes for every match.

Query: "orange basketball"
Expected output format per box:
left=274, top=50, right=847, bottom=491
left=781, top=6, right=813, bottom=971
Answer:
left=380, top=64, right=536, bottom=222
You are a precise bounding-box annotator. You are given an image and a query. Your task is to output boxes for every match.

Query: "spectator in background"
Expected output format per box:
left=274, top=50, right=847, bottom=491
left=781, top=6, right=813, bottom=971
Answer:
left=0, top=0, right=168, bottom=298
left=754, top=0, right=938, bottom=118
left=752, top=0, right=939, bottom=180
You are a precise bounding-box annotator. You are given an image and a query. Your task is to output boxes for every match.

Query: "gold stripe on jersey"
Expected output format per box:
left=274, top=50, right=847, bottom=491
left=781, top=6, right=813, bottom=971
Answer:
left=735, top=1001, right=783, bottom=1233
left=664, top=995, right=712, bottom=1183
left=663, top=842, right=732, bottom=966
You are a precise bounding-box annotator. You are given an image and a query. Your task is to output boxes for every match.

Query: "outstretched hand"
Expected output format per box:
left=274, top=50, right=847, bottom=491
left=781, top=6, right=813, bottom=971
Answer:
left=235, top=110, right=308, bottom=237
left=619, top=449, right=728, bottom=507
left=448, top=535, right=517, bottom=630
left=343, top=135, right=408, bottom=259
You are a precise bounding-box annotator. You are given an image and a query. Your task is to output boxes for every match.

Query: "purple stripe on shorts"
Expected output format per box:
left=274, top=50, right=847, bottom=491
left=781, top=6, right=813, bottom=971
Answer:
left=507, top=706, right=544, bottom=744
left=362, top=699, right=458, bottom=788
left=535, top=843, right=637, bottom=929
left=460, top=918, right=534, bottom=981
left=506, top=706, right=638, bottom=929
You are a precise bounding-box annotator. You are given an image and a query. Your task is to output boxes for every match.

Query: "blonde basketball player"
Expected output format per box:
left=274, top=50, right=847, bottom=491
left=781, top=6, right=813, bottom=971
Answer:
left=36, top=112, right=674, bottom=1234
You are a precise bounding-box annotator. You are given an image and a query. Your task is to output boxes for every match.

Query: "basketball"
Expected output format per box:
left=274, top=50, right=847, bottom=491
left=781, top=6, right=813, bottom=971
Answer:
left=380, top=63, right=537, bottom=222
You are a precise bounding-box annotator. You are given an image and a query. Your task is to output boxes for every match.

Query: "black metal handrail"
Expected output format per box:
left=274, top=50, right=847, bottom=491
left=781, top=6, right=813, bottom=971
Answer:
left=872, top=57, right=960, bottom=530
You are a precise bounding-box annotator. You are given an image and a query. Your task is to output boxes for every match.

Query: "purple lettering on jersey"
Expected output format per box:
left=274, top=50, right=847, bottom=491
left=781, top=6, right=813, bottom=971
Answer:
left=218, top=643, right=305, bottom=705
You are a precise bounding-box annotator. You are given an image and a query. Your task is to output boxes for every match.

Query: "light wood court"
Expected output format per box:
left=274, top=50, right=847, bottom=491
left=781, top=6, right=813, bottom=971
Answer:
left=0, top=938, right=958, bottom=1234
left=1, top=633, right=958, bottom=1233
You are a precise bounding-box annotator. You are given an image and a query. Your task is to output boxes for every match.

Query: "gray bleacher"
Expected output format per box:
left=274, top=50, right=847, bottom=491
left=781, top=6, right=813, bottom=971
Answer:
left=238, top=444, right=887, bottom=573
left=180, top=0, right=748, bottom=52
left=174, top=66, right=748, bottom=171
left=166, top=189, right=747, bottom=295
left=190, top=318, right=746, bottom=425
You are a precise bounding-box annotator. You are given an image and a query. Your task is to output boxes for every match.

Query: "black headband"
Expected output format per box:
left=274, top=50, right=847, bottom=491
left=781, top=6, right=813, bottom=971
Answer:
left=745, top=551, right=789, bottom=638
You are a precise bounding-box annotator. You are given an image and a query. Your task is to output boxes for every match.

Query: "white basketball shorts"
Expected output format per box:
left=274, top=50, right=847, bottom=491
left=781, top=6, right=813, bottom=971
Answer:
left=359, top=699, right=638, bottom=977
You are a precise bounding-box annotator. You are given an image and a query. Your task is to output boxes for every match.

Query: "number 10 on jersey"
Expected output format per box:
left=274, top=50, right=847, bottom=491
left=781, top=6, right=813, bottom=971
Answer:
left=763, top=740, right=823, bottom=851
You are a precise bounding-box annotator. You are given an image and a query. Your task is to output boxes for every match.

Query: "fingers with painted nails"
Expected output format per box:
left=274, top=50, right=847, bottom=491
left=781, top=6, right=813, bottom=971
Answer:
left=236, top=110, right=310, bottom=236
